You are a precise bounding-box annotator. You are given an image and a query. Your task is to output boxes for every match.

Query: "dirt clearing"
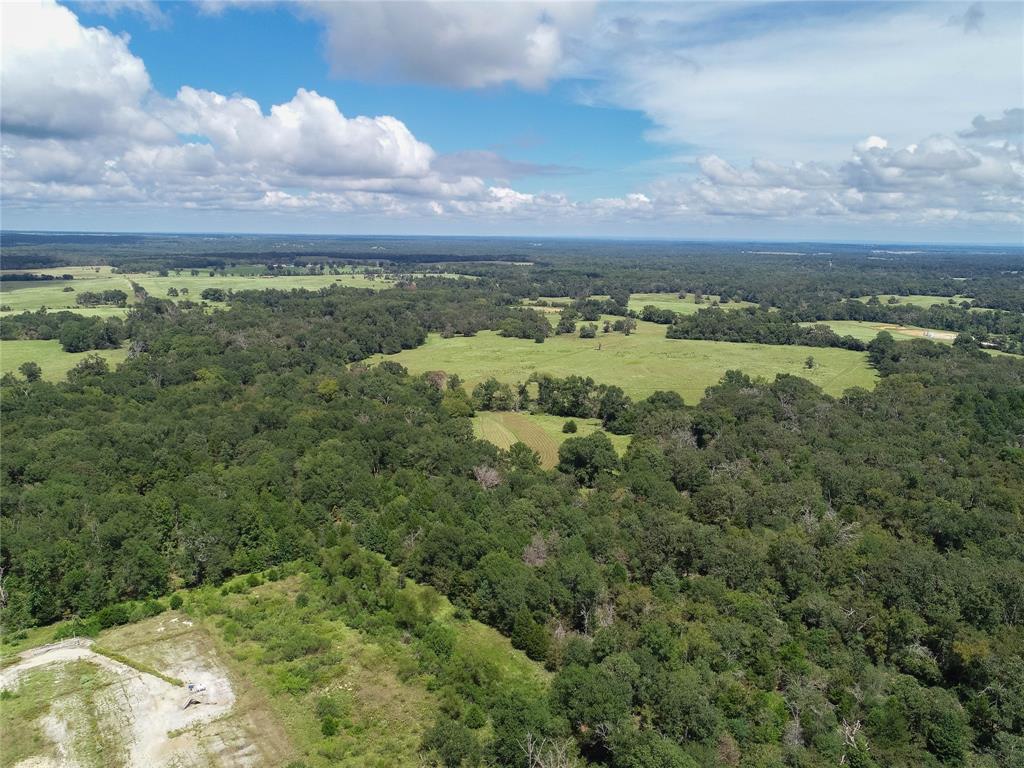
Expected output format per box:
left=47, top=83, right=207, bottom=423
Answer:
left=0, top=614, right=286, bottom=768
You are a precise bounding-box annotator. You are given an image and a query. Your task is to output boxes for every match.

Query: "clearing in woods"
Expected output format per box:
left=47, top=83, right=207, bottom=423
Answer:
left=0, top=568, right=548, bottom=768
left=855, top=293, right=971, bottom=309
left=0, top=339, right=129, bottom=381
left=377, top=319, right=876, bottom=402
left=627, top=292, right=758, bottom=314
left=472, top=411, right=630, bottom=468
left=800, top=320, right=959, bottom=343
left=0, top=265, right=394, bottom=316
left=0, top=617, right=267, bottom=768
left=524, top=293, right=757, bottom=315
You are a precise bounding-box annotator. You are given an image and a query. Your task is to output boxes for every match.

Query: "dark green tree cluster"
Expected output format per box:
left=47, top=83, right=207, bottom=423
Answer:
left=664, top=306, right=867, bottom=350
left=75, top=289, right=128, bottom=307
left=498, top=308, right=552, bottom=342
left=0, top=310, right=124, bottom=352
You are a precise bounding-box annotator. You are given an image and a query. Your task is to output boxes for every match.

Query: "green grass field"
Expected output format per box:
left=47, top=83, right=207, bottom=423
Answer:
left=800, top=320, right=958, bottom=343
left=0, top=266, right=133, bottom=313
left=377, top=320, right=876, bottom=402
left=855, top=294, right=969, bottom=309
left=526, top=292, right=755, bottom=316
left=1, top=266, right=393, bottom=317
left=472, top=411, right=631, bottom=468
left=627, top=292, right=757, bottom=315
left=129, top=271, right=392, bottom=303
left=0, top=340, right=129, bottom=381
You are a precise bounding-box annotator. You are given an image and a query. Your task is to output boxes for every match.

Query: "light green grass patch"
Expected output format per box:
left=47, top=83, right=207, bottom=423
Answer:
left=628, top=292, right=757, bottom=315
left=801, top=320, right=958, bottom=343
left=0, top=339, right=129, bottom=381
left=1, top=265, right=395, bottom=315
left=856, top=294, right=969, bottom=309
left=0, top=661, right=118, bottom=768
left=473, top=411, right=630, bottom=468
left=128, top=270, right=393, bottom=303
left=0, top=272, right=134, bottom=313
left=376, top=320, right=875, bottom=402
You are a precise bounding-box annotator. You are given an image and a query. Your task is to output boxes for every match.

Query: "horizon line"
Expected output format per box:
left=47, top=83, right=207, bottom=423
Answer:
left=3, top=229, right=1022, bottom=249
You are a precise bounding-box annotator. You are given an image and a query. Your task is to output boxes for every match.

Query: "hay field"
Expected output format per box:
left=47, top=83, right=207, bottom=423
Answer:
left=378, top=320, right=876, bottom=402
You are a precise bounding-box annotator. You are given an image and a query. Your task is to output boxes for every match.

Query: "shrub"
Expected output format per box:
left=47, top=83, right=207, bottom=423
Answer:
left=320, top=716, right=339, bottom=737
left=53, top=617, right=100, bottom=640
left=562, top=420, right=578, bottom=434
left=464, top=704, right=487, bottom=729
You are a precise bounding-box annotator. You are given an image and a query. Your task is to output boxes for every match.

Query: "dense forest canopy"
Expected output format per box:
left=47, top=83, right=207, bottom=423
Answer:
left=1, top=236, right=1023, bottom=768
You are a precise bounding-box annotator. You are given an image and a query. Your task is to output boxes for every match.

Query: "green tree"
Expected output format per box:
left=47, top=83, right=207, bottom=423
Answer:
left=557, top=432, right=619, bottom=485
left=18, top=361, right=42, bottom=382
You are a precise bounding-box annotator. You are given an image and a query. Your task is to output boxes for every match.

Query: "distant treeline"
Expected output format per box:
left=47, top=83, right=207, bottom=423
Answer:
left=1, top=273, right=74, bottom=282
left=4, top=233, right=1022, bottom=310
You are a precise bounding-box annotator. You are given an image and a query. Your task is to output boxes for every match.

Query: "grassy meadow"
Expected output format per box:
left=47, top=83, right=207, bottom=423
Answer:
left=0, top=340, right=129, bottom=381
left=627, top=292, right=757, bottom=314
left=0, top=266, right=132, bottom=313
left=472, top=410, right=631, bottom=468
left=855, top=294, right=969, bottom=309
left=526, top=292, right=756, bottom=316
left=378, top=320, right=876, bottom=402
left=0, top=265, right=394, bottom=317
left=800, top=320, right=958, bottom=343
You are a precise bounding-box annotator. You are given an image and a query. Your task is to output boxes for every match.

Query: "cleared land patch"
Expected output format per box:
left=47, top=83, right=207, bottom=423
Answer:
left=0, top=266, right=395, bottom=317
left=377, top=320, right=876, bottom=402
left=628, top=292, right=757, bottom=315
left=1, top=563, right=549, bottom=768
left=855, top=294, right=970, bottom=309
left=0, top=625, right=243, bottom=768
left=0, top=339, right=129, bottom=381
left=473, top=411, right=630, bottom=468
left=800, top=320, right=958, bottom=343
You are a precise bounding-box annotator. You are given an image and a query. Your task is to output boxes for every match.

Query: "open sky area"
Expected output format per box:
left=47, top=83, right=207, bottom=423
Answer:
left=1, top=1, right=1022, bottom=243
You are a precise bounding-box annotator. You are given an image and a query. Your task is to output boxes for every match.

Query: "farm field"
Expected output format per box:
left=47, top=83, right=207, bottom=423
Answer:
left=129, top=270, right=393, bottom=302
left=0, top=266, right=132, bottom=313
left=473, top=410, right=631, bottom=468
left=855, top=293, right=969, bottom=308
left=628, top=292, right=757, bottom=314
left=800, top=320, right=958, bottom=343
left=376, top=320, right=876, bottom=402
left=0, top=266, right=394, bottom=316
left=0, top=339, right=129, bottom=380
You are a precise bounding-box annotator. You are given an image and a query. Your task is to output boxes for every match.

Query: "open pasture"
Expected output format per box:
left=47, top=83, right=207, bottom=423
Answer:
left=800, top=320, right=958, bottom=343
left=0, top=265, right=394, bottom=316
left=1, top=339, right=129, bottom=381
left=0, top=266, right=133, bottom=314
left=377, top=319, right=876, bottom=402
left=856, top=294, right=970, bottom=309
left=472, top=410, right=630, bottom=468
left=129, top=270, right=393, bottom=302
left=627, top=292, right=757, bottom=314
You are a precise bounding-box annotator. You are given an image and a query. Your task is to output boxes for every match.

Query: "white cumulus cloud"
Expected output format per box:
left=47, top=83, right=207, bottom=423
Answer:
left=302, top=1, right=595, bottom=89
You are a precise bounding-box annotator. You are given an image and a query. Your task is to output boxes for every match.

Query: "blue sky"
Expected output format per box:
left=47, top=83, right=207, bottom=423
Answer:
left=2, top=1, right=1022, bottom=242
